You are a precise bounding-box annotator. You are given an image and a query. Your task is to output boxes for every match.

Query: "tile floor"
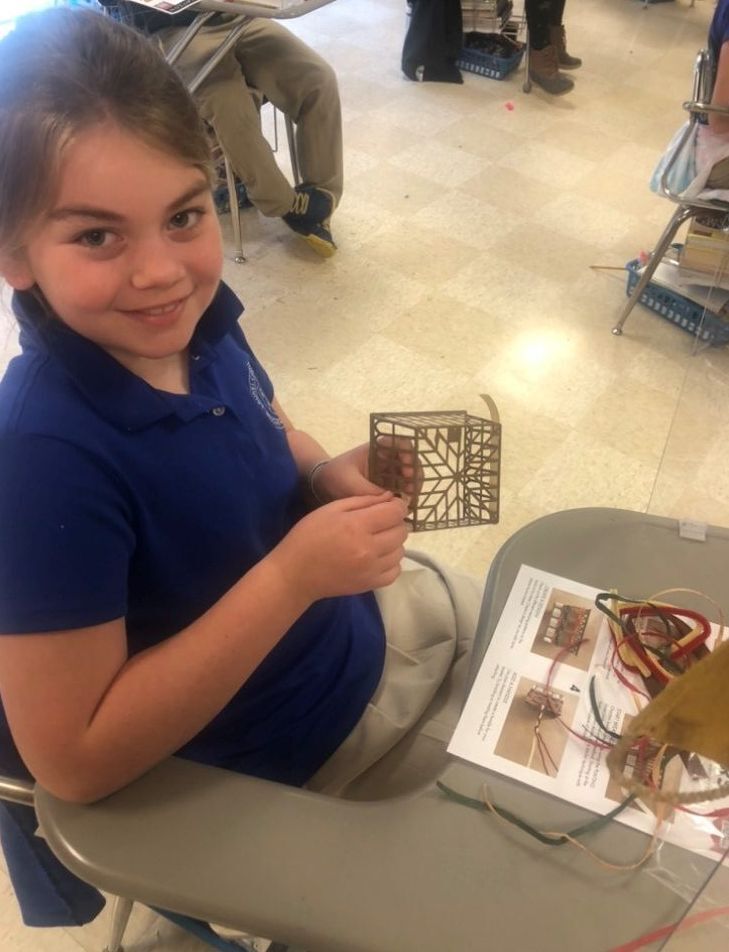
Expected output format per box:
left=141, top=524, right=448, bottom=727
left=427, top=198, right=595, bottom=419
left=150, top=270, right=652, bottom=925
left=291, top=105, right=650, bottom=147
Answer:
left=2, top=0, right=729, bottom=949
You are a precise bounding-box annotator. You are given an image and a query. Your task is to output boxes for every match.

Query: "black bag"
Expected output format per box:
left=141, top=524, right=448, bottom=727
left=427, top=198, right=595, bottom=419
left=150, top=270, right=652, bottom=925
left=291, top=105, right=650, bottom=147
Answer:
left=402, top=0, right=464, bottom=84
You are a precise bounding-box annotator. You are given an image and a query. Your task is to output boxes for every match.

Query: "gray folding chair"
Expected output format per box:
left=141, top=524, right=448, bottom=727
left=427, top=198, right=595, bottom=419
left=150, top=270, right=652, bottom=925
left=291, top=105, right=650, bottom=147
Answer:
left=0, top=771, right=276, bottom=951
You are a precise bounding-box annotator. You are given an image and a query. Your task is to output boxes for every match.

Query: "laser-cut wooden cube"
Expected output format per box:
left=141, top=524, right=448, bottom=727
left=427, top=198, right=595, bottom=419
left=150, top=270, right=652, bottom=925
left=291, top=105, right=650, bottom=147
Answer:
left=369, top=407, right=501, bottom=532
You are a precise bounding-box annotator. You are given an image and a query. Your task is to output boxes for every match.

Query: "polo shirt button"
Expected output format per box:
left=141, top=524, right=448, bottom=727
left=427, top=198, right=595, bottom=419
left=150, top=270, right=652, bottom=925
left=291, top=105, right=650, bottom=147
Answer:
left=211, top=406, right=226, bottom=417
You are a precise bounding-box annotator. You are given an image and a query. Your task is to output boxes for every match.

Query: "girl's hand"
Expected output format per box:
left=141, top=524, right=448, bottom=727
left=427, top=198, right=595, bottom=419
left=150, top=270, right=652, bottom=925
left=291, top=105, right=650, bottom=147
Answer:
left=272, top=493, right=409, bottom=602
left=312, top=439, right=423, bottom=508
left=369, top=434, right=423, bottom=506
left=311, top=443, right=380, bottom=502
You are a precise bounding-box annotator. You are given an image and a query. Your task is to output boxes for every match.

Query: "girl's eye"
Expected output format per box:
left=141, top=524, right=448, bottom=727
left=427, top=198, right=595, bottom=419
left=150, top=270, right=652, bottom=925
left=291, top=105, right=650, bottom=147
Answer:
left=169, top=208, right=204, bottom=230
left=77, top=229, right=113, bottom=248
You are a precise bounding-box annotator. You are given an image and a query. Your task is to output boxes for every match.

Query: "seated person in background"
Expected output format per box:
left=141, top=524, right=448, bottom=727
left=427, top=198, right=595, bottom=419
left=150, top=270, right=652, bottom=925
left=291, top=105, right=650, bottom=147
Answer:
left=100, top=1, right=342, bottom=257
left=699, top=0, right=729, bottom=189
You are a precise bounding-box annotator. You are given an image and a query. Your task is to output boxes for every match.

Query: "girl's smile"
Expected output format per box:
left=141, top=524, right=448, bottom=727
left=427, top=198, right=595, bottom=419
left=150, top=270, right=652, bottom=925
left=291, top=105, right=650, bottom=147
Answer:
left=120, top=294, right=193, bottom=326
left=4, top=122, right=223, bottom=392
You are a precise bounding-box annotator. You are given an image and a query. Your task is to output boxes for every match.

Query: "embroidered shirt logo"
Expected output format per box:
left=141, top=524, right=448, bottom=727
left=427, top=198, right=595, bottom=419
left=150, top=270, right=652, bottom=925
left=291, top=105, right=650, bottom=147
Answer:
left=248, top=364, right=284, bottom=429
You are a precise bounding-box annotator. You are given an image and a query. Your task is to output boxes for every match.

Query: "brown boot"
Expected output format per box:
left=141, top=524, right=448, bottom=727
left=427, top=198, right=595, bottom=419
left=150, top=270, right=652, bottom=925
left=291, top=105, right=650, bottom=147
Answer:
left=549, top=24, right=582, bottom=70
left=528, top=44, right=574, bottom=95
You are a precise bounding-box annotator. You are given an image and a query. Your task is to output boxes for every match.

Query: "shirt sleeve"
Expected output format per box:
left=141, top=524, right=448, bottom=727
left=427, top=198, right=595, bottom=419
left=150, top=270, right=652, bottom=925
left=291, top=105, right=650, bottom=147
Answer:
left=0, top=435, right=135, bottom=634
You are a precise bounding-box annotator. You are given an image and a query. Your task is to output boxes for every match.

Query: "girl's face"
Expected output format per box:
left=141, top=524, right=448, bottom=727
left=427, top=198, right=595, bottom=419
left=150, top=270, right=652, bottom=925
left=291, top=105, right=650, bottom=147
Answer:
left=3, top=122, right=223, bottom=382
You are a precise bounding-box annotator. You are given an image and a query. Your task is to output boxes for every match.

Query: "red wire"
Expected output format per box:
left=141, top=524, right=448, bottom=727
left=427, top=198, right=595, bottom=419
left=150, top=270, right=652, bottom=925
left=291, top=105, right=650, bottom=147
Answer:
left=677, top=802, right=729, bottom=819
left=608, top=904, right=729, bottom=952
left=558, top=719, right=613, bottom=750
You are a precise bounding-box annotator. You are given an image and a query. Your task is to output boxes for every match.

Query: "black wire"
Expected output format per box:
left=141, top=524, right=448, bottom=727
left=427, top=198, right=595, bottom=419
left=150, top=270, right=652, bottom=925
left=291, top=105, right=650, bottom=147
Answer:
left=588, top=676, right=622, bottom=741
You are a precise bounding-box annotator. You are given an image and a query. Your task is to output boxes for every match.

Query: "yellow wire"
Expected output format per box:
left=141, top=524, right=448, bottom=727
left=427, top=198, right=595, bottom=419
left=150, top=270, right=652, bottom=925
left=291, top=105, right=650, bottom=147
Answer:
left=480, top=784, right=666, bottom=872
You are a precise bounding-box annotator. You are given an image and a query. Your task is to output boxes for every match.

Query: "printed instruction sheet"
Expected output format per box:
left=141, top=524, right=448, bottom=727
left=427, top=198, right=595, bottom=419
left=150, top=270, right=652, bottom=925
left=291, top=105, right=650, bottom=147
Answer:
left=448, top=564, right=729, bottom=858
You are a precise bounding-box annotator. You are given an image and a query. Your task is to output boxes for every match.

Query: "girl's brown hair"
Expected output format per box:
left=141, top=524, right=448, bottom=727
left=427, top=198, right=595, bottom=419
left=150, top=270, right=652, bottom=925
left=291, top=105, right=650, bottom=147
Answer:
left=0, top=6, right=213, bottom=257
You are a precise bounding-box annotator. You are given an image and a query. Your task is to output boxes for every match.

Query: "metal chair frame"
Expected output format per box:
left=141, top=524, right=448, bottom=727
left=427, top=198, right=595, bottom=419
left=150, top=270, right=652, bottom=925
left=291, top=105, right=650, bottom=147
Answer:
left=613, top=48, right=729, bottom=339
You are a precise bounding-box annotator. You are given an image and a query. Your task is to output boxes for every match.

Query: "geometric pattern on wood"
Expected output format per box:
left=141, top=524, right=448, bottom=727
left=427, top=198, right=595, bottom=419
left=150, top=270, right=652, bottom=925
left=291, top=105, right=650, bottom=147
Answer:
left=369, top=409, right=501, bottom=532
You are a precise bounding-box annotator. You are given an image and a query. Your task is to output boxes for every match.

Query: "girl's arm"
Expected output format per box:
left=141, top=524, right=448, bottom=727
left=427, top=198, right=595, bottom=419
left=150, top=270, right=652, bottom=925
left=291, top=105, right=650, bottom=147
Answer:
left=710, top=41, right=729, bottom=135
left=0, top=399, right=409, bottom=803
left=272, top=398, right=413, bottom=503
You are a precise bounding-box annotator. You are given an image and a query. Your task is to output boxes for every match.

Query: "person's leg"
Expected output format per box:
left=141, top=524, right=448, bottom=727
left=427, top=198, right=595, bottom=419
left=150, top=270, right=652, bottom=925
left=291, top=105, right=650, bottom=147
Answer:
left=706, top=156, right=729, bottom=189
left=525, top=0, right=551, bottom=50
left=307, top=552, right=483, bottom=800
left=155, top=25, right=296, bottom=217
left=229, top=19, right=343, bottom=208
left=548, top=0, right=581, bottom=70
left=525, top=0, right=574, bottom=95
left=549, top=0, right=566, bottom=25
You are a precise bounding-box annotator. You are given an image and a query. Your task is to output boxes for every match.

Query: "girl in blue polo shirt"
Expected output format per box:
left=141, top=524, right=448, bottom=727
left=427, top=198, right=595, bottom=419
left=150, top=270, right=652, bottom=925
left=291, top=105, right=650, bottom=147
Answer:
left=0, top=6, right=478, bottom=929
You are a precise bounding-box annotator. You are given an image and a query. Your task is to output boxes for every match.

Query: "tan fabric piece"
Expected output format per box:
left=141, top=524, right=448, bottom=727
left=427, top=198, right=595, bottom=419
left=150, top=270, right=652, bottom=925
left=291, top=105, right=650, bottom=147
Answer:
left=609, top=637, right=729, bottom=777
left=308, top=551, right=482, bottom=800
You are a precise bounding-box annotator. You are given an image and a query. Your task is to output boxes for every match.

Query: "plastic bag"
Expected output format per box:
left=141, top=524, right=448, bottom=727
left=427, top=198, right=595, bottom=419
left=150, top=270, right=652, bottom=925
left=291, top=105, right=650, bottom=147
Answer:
left=649, top=121, right=699, bottom=197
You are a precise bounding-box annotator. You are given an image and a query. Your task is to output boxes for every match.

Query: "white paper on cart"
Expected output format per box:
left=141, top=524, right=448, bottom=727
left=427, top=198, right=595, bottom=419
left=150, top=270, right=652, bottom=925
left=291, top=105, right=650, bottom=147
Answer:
left=448, top=564, right=729, bottom=859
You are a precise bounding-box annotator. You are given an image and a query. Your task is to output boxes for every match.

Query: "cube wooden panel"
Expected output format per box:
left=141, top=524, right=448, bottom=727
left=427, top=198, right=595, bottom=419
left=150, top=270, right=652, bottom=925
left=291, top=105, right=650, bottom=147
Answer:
left=369, top=409, right=501, bottom=532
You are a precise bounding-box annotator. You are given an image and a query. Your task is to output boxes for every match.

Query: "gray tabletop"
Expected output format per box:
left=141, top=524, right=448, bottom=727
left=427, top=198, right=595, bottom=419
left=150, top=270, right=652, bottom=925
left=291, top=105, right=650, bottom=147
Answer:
left=35, top=508, right=728, bottom=952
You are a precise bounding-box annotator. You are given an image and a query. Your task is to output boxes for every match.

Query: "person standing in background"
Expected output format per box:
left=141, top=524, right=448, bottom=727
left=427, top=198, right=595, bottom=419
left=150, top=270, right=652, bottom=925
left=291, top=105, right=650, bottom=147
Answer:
left=525, top=0, right=581, bottom=96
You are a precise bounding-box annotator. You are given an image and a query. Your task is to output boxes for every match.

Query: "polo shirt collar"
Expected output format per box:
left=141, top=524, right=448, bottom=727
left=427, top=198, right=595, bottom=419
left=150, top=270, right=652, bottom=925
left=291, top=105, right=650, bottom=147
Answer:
left=12, top=282, right=244, bottom=431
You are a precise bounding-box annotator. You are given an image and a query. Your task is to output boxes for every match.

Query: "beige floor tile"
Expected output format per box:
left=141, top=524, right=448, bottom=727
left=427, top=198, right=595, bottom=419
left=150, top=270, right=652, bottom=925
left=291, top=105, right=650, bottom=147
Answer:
left=410, top=189, right=521, bottom=249
left=342, top=113, right=427, bottom=162
left=357, top=220, right=482, bottom=282
left=344, top=162, right=439, bottom=217
left=389, top=138, right=489, bottom=187
left=493, top=139, right=598, bottom=189
left=317, top=333, right=472, bottom=413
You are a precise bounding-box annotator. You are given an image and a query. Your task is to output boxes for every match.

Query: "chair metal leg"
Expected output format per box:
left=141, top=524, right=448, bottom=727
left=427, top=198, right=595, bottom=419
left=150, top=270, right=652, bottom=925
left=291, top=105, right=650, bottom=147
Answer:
left=284, top=115, right=301, bottom=186
left=270, top=104, right=280, bottom=155
left=266, top=105, right=299, bottom=185
left=103, top=895, right=133, bottom=952
left=223, top=155, right=246, bottom=264
left=522, top=23, right=531, bottom=93
left=612, top=204, right=697, bottom=336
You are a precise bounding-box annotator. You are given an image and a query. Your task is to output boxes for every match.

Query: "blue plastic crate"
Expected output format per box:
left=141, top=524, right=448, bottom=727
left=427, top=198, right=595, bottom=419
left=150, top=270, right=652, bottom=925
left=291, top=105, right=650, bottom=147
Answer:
left=625, top=257, right=729, bottom=346
left=457, top=37, right=524, bottom=80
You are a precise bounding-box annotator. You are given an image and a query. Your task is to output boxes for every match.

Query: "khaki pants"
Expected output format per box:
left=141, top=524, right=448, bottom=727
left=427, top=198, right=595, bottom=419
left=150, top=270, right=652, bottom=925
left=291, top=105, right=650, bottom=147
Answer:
left=308, top=552, right=483, bottom=800
left=706, top=155, right=729, bottom=190
left=157, top=19, right=343, bottom=218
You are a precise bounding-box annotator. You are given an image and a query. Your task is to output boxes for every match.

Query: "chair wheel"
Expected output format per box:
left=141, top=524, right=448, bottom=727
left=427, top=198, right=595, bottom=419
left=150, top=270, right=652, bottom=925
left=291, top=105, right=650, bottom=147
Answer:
left=612, top=326, right=623, bottom=336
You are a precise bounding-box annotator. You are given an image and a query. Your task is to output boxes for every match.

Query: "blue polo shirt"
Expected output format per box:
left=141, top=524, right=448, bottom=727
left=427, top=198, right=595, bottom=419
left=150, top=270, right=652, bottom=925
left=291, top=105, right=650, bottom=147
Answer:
left=0, top=283, right=385, bottom=786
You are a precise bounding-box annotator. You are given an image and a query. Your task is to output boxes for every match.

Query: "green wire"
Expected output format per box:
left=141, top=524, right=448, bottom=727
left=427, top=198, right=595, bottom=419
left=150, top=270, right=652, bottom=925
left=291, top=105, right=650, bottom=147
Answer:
left=436, top=781, right=636, bottom=846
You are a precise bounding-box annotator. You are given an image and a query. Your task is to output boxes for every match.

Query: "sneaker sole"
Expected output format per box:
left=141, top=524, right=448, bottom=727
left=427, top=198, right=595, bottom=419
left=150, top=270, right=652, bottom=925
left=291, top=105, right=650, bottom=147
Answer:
left=301, top=232, right=337, bottom=258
